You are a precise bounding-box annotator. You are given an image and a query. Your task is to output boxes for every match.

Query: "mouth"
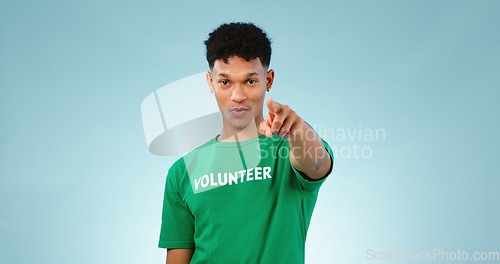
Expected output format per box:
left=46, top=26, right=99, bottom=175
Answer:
left=230, top=108, right=248, bottom=117
left=231, top=106, right=248, bottom=111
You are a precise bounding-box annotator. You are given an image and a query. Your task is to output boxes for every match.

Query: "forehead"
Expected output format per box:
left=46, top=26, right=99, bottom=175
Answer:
left=212, top=56, right=266, bottom=77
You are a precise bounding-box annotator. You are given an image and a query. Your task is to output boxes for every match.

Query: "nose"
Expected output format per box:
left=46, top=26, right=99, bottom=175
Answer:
left=230, top=84, right=247, bottom=102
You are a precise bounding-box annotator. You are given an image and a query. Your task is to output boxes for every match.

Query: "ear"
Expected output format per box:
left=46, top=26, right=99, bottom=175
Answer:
left=206, top=71, right=214, bottom=92
left=266, top=69, right=275, bottom=91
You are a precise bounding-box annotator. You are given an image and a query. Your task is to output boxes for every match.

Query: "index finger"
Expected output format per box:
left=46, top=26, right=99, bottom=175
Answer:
left=266, top=97, right=282, bottom=114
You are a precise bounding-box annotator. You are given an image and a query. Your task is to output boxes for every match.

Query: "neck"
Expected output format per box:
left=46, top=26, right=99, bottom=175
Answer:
left=218, top=116, right=264, bottom=142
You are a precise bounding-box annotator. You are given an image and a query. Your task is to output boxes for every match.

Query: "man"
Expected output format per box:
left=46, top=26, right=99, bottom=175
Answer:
left=158, top=22, right=334, bottom=264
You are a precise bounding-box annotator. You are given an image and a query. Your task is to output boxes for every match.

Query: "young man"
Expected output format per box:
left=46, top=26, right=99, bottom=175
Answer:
left=158, top=22, right=334, bottom=264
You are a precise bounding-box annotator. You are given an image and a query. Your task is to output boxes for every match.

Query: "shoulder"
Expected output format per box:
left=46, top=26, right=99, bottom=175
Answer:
left=167, top=136, right=217, bottom=179
left=182, top=135, right=216, bottom=160
left=168, top=157, right=187, bottom=175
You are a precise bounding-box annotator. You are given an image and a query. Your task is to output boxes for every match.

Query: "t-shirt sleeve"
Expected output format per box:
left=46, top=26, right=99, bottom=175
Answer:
left=158, top=161, right=195, bottom=249
left=291, top=138, right=334, bottom=192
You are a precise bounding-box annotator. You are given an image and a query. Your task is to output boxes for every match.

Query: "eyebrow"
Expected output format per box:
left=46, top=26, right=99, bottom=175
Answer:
left=246, top=72, right=259, bottom=77
left=217, top=72, right=260, bottom=78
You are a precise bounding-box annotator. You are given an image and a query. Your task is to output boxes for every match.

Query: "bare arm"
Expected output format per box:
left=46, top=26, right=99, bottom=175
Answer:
left=259, top=98, right=332, bottom=180
left=166, top=248, right=194, bottom=264
left=288, top=120, right=332, bottom=180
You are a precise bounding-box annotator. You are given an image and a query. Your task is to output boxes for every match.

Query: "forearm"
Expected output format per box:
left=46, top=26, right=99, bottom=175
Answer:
left=258, top=98, right=332, bottom=179
left=288, top=120, right=331, bottom=180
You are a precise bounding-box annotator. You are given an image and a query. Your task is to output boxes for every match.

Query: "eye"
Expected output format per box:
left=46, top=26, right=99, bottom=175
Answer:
left=247, top=79, right=257, bottom=85
left=220, top=80, right=229, bottom=85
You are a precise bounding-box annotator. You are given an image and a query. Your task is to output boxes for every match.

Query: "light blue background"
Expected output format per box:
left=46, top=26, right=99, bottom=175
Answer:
left=1, top=0, right=499, bottom=263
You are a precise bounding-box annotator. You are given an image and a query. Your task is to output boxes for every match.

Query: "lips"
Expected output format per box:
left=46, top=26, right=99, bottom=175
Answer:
left=231, top=107, right=248, bottom=111
left=230, top=107, right=248, bottom=117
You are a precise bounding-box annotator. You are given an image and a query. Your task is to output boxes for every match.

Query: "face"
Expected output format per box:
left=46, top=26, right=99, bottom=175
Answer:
left=206, top=56, right=274, bottom=133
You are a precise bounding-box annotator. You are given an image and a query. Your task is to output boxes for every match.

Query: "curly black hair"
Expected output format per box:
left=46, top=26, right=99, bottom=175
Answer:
left=204, top=22, right=272, bottom=70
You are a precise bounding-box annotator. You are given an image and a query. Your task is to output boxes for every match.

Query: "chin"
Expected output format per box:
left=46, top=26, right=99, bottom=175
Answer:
left=226, top=116, right=254, bottom=130
left=230, top=120, right=253, bottom=130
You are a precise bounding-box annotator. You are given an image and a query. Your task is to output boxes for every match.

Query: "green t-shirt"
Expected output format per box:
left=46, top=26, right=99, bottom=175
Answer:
left=158, top=134, right=334, bottom=264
